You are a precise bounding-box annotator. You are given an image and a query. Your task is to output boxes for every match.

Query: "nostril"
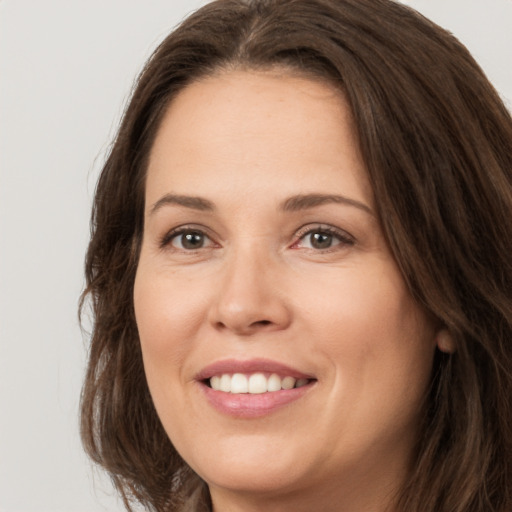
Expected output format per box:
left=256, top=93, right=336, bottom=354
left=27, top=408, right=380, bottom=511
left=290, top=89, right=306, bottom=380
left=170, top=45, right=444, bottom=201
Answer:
left=254, top=320, right=271, bottom=326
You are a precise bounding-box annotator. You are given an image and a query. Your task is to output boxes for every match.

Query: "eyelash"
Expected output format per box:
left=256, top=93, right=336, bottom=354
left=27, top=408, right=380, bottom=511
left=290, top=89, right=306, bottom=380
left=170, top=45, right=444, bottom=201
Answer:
left=292, top=225, right=355, bottom=251
left=159, top=225, right=215, bottom=250
left=159, top=224, right=355, bottom=252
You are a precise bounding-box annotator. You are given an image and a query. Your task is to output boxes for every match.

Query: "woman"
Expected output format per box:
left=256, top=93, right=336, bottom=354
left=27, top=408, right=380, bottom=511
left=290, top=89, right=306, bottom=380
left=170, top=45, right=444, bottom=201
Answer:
left=80, top=0, right=512, bottom=510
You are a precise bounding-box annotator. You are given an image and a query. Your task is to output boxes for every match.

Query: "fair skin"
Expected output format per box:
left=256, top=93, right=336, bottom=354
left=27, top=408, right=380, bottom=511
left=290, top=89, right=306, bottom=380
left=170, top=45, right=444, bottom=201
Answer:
left=134, top=70, right=439, bottom=512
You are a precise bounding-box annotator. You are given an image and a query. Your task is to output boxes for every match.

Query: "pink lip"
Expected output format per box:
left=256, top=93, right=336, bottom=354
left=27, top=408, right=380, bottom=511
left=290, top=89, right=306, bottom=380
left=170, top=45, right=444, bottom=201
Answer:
left=195, top=358, right=316, bottom=418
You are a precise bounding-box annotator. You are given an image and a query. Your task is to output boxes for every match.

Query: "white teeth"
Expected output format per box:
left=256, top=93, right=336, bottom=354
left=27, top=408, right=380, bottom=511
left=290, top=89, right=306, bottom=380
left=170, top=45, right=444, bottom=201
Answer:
left=208, top=373, right=310, bottom=394
left=210, top=375, right=221, bottom=390
left=267, top=373, right=282, bottom=392
left=219, top=374, right=231, bottom=392
left=231, top=373, right=248, bottom=393
left=248, top=373, right=267, bottom=394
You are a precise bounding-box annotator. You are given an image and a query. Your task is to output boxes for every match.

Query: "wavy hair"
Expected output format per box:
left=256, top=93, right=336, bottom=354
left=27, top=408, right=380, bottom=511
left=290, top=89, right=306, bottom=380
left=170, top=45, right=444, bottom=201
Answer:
left=80, top=0, right=512, bottom=510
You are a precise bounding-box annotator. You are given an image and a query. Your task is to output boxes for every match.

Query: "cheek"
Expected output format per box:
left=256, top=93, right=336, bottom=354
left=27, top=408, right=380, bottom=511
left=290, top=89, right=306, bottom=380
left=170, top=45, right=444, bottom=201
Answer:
left=299, top=262, right=421, bottom=340
left=299, top=262, right=435, bottom=393
left=133, top=265, right=208, bottom=383
left=304, top=273, right=435, bottom=458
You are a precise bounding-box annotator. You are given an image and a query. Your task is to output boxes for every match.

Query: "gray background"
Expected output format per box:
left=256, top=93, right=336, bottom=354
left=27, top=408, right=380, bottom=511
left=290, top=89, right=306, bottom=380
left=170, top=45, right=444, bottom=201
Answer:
left=1, top=1, right=511, bottom=511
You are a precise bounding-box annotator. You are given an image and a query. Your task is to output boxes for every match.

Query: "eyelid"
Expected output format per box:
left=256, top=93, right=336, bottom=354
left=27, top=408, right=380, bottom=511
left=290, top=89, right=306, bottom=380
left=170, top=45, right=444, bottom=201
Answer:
left=291, top=224, right=355, bottom=249
left=159, top=224, right=219, bottom=250
left=158, top=222, right=355, bottom=252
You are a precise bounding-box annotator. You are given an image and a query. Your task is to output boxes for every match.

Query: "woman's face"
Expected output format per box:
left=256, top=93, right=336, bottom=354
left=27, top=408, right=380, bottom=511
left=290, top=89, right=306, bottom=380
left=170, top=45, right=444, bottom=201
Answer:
left=134, top=70, right=438, bottom=510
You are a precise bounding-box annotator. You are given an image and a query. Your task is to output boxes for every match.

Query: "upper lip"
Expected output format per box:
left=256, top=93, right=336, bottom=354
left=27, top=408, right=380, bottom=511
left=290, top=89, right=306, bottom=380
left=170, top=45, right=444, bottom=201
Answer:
left=195, top=358, right=315, bottom=381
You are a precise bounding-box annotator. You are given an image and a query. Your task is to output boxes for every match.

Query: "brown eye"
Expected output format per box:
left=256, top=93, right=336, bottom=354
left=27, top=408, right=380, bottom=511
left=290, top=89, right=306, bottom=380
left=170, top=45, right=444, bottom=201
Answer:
left=309, top=232, right=334, bottom=249
left=171, top=230, right=209, bottom=250
left=294, top=226, right=354, bottom=251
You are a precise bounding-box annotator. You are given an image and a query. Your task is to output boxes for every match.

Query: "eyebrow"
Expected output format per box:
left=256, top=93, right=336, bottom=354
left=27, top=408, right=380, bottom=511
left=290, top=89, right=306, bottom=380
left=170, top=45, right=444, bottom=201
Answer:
left=281, top=194, right=374, bottom=216
left=149, top=194, right=215, bottom=215
left=149, top=192, right=373, bottom=216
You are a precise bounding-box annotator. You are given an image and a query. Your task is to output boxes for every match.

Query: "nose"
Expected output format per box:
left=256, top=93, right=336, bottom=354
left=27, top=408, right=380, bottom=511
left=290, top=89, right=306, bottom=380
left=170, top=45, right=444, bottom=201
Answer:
left=208, top=245, right=292, bottom=336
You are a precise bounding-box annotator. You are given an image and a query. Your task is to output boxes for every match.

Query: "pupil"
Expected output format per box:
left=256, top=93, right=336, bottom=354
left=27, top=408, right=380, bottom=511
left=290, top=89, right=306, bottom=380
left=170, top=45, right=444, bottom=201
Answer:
left=311, top=232, right=332, bottom=249
left=182, top=232, right=204, bottom=249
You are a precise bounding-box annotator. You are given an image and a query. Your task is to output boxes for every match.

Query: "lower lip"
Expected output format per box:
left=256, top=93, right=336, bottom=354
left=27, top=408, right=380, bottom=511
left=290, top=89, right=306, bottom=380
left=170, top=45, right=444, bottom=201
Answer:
left=199, top=382, right=314, bottom=418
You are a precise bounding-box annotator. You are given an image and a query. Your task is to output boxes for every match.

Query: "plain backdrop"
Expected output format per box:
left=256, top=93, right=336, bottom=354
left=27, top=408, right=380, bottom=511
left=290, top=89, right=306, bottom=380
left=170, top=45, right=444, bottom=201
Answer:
left=0, top=1, right=511, bottom=511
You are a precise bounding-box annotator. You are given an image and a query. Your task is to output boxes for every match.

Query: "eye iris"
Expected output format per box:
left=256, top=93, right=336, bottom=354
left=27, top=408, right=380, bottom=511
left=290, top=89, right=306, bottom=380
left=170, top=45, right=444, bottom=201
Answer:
left=311, top=232, right=333, bottom=249
left=181, top=232, right=204, bottom=249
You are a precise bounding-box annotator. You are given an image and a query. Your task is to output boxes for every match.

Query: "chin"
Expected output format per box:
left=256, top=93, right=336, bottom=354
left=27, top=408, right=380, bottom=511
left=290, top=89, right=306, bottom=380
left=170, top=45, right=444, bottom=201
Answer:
left=184, top=437, right=312, bottom=495
left=200, top=463, right=307, bottom=496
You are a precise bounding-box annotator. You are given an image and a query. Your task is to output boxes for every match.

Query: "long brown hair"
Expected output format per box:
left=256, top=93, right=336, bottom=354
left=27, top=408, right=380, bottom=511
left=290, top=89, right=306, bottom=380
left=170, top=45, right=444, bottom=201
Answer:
left=80, top=1, right=512, bottom=510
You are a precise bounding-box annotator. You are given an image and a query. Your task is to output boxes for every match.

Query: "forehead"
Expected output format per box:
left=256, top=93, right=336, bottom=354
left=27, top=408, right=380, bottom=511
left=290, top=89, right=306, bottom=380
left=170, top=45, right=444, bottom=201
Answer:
left=146, top=70, right=372, bottom=208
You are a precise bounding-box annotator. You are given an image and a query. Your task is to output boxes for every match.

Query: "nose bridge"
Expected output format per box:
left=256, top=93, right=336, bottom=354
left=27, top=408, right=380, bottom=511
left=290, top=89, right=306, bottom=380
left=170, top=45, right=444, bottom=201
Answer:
left=209, top=235, right=290, bottom=334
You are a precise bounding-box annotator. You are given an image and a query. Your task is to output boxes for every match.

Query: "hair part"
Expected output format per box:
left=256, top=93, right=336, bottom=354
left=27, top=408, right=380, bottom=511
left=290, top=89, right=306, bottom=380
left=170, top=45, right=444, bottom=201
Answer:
left=81, top=1, right=512, bottom=510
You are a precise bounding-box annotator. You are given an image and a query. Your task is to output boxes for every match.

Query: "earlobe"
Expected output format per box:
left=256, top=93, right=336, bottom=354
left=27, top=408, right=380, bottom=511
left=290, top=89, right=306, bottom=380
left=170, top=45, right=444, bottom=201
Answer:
left=436, top=329, right=456, bottom=354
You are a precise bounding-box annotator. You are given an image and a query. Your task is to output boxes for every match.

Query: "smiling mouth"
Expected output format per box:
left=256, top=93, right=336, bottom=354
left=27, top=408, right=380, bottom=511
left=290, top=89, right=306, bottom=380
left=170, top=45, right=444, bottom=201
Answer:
left=197, top=361, right=316, bottom=417
left=206, top=372, right=313, bottom=394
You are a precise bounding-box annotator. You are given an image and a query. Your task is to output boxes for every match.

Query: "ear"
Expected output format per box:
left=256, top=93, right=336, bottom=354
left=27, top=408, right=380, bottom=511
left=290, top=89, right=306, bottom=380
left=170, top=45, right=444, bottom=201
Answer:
left=435, top=328, right=456, bottom=354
